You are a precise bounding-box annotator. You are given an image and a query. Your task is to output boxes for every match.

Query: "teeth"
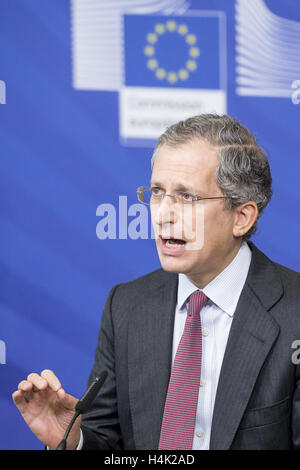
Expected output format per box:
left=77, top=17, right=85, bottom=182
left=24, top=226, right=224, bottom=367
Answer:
left=166, top=240, right=184, bottom=247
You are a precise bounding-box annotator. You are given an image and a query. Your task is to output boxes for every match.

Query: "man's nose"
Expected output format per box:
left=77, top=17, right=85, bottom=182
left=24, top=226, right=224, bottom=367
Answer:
left=154, top=194, right=177, bottom=226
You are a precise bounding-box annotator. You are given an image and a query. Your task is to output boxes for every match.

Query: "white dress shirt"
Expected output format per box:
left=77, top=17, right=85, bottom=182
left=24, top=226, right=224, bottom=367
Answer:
left=172, top=241, right=252, bottom=449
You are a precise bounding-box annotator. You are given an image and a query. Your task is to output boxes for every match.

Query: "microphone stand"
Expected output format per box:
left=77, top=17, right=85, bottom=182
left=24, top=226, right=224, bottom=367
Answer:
left=55, top=410, right=81, bottom=450
left=55, top=371, right=108, bottom=450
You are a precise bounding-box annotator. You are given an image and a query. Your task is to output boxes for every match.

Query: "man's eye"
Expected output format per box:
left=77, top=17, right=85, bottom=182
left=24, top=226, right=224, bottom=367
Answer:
left=151, top=188, right=163, bottom=196
left=182, top=192, right=194, bottom=201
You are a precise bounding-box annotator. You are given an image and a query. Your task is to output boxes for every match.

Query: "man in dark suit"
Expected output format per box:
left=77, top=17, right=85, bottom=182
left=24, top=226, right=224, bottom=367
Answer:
left=13, top=114, right=300, bottom=450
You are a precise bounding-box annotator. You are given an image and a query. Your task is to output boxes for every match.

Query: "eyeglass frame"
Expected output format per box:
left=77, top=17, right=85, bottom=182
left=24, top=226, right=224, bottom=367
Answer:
left=137, top=186, right=238, bottom=205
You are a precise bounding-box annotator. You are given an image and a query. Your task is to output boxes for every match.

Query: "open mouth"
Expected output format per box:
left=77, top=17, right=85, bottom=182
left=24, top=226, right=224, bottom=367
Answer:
left=160, top=236, right=187, bottom=254
left=164, top=239, right=186, bottom=247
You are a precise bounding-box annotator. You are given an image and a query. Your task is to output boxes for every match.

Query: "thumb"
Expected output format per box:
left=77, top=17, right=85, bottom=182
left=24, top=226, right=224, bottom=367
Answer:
left=57, top=388, right=79, bottom=411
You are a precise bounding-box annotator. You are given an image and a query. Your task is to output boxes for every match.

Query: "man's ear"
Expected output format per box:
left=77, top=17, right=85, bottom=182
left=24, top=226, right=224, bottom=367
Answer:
left=232, top=201, right=258, bottom=238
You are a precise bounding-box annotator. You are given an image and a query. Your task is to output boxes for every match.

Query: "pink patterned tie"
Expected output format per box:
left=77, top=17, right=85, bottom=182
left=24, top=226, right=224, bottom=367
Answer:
left=158, top=290, right=208, bottom=450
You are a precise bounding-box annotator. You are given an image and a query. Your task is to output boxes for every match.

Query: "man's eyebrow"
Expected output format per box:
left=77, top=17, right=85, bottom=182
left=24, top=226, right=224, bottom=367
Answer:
left=150, top=181, right=207, bottom=196
left=175, top=183, right=199, bottom=193
left=150, top=181, right=192, bottom=190
left=149, top=181, right=162, bottom=187
left=177, top=184, right=209, bottom=197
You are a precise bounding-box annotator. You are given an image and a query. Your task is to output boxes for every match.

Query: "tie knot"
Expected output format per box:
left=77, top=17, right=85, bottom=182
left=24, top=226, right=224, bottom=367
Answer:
left=187, top=290, right=208, bottom=316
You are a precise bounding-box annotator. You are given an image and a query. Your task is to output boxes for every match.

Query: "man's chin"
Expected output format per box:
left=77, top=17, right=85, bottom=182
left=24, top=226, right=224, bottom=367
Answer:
left=158, top=252, right=190, bottom=274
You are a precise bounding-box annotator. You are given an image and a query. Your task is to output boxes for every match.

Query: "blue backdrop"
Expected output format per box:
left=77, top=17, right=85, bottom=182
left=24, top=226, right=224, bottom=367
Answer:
left=1, top=0, right=300, bottom=449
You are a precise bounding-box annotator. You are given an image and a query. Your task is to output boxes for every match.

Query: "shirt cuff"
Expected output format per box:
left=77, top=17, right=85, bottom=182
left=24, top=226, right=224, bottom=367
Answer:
left=76, top=429, right=83, bottom=450
left=46, top=429, right=83, bottom=450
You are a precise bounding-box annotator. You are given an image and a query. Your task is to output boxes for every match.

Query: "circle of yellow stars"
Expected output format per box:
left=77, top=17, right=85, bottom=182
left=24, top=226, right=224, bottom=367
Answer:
left=143, top=20, right=200, bottom=85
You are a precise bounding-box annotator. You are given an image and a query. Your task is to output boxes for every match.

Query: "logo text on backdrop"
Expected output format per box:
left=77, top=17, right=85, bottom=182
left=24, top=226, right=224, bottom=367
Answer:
left=120, top=13, right=227, bottom=146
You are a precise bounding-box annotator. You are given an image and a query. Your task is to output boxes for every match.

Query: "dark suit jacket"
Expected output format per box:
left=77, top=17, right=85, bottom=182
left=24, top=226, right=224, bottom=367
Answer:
left=80, top=242, right=300, bottom=450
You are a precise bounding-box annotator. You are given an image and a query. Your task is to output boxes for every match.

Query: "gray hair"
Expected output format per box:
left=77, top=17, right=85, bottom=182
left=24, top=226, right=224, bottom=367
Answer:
left=151, top=114, right=273, bottom=240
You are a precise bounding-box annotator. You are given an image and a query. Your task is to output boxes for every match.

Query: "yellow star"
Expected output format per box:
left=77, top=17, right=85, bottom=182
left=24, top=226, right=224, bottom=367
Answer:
left=178, top=69, right=189, bottom=80
left=177, top=24, right=188, bottom=35
left=156, top=68, right=166, bottom=79
left=186, top=60, right=197, bottom=71
left=155, top=23, right=165, bottom=34
left=166, top=20, right=177, bottom=32
left=147, top=33, right=158, bottom=44
left=147, top=59, right=158, bottom=70
left=167, top=72, right=177, bottom=84
left=186, top=34, right=197, bottom=45
left=189, top=47, right=200, bottom=58
left=144, top=45, right=155, bottom=57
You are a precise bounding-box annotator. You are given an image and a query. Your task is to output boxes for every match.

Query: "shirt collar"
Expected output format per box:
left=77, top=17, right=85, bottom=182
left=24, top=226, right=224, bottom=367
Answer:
left=177, top=241, right=252, bottom=317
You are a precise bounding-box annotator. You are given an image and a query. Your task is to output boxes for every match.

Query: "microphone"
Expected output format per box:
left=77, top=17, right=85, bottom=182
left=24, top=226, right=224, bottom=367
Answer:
left=55, top=370, right=108, bottom=450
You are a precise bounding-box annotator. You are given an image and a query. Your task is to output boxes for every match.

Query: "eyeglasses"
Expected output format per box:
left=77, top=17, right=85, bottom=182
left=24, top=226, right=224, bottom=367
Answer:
left=137, top=186, right=237, bottom=205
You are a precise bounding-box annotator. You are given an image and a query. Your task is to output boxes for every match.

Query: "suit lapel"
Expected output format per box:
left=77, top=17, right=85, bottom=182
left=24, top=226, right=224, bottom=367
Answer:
left=128, top=272, right=178, bottom=450
left=210, top=243, right=283, bottom=449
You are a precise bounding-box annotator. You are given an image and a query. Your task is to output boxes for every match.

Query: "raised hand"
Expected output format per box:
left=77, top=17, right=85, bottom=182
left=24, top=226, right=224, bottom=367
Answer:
left=12, top=369, right=81, bottom=450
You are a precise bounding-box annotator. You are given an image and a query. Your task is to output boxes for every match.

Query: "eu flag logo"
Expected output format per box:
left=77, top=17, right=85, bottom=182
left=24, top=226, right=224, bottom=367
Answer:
left=124, top=15, right=222, bottom=89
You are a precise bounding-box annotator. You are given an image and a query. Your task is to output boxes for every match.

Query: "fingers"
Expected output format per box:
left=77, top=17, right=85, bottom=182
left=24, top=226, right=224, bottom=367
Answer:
left=12, top=369, right=78, bottom=412
left=12, top=370, right=63, bottom=403
left=41, top=369, right=62, bottom=392
left=18, top=379, right=34, bottom=392
left=27, top=373, right=48, bottom=391
left=15, top=373, right=47, bottom=397
left=12, top=389, right=25, bottom=406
